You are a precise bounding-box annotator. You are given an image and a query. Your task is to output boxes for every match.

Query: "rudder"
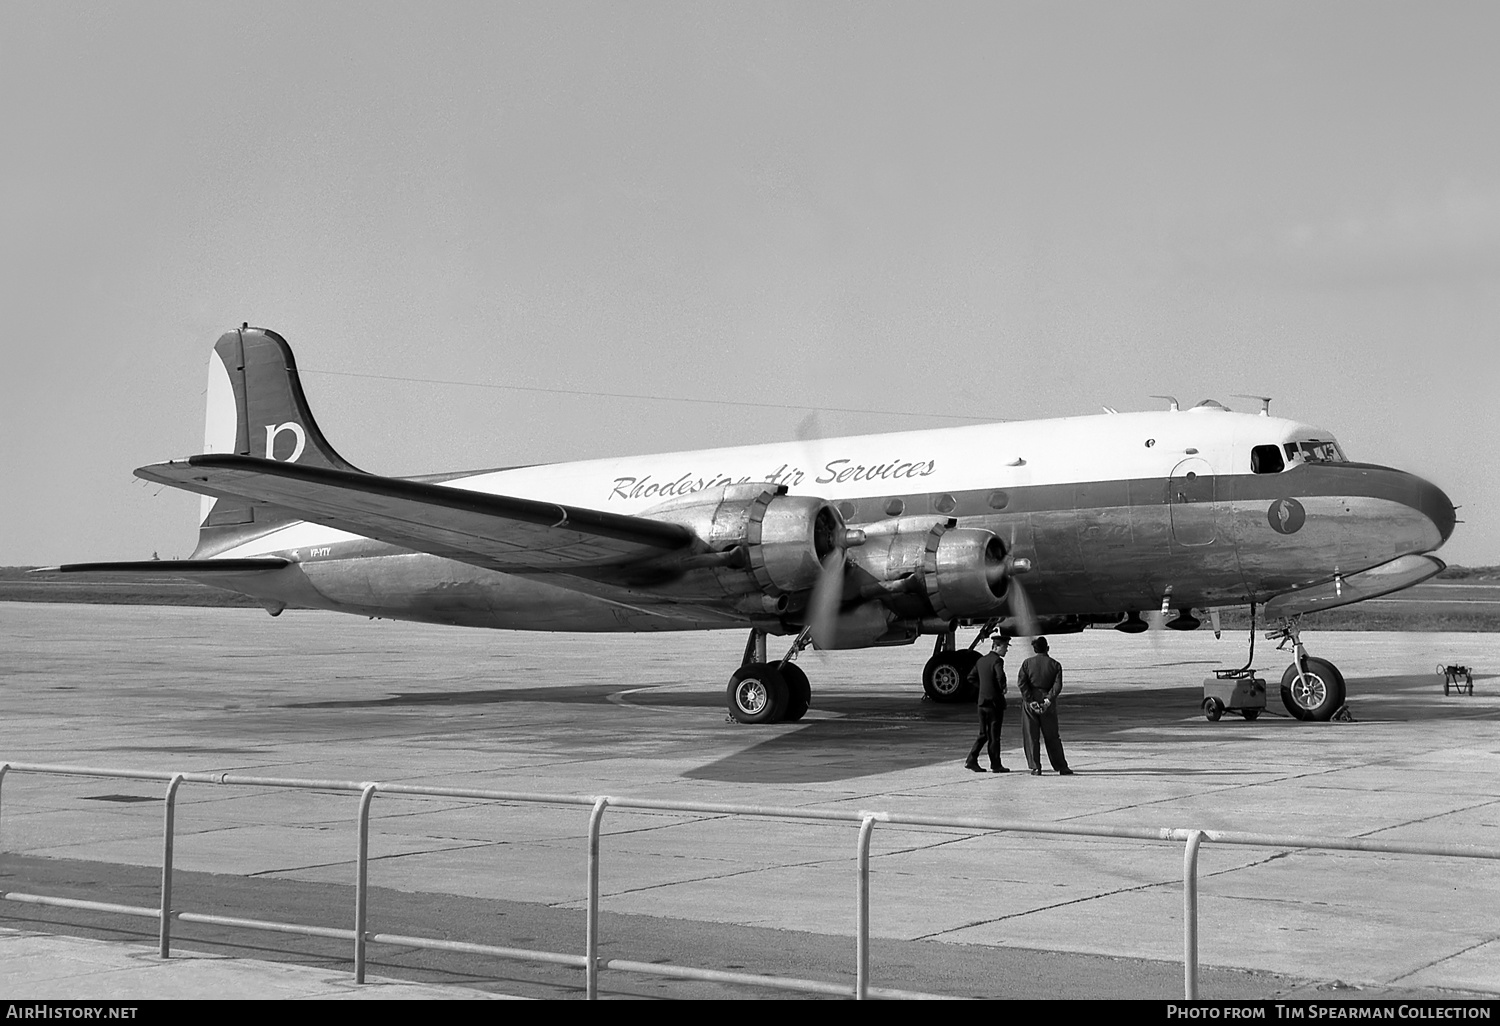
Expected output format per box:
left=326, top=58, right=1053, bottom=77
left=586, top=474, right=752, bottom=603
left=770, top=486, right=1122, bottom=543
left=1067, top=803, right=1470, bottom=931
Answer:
left=195, top=326, right=361, bottom=555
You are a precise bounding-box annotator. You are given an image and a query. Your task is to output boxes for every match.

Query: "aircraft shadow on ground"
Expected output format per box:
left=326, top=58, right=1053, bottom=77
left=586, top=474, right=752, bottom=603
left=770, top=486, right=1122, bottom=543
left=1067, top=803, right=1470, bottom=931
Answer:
left=273, top=673, right=1497, bottom=784
left=684, top=671, right=1500, bottom=783
left=682, top=682, right=1273, bottom=783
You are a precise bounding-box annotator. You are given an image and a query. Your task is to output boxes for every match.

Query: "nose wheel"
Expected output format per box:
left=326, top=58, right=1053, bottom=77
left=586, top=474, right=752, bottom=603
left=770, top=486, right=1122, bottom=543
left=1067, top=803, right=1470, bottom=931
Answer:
left=1272, top=620, right=1347, bottom=721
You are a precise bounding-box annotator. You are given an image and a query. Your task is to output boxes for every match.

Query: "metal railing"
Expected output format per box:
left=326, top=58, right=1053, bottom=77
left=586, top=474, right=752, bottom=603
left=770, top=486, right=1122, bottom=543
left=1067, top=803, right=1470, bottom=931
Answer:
left=3, top=760, right=1499, bottom=1000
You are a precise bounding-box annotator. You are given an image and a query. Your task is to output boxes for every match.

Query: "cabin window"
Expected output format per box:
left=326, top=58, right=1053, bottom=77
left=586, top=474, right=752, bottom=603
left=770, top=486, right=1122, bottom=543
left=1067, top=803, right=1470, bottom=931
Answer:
left=884, top=498, right=905, bottom=516
left=1250, top=444, right=1285, bottom=474
left=933, top=493, right=957, bottom=514
left=987, top=490, right=1009, bottom=510
left=836, top=501, right=857, bottom=520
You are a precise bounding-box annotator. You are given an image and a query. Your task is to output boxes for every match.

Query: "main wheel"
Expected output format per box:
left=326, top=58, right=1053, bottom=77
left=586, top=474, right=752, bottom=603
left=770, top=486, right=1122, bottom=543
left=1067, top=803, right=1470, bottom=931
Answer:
left=922, top=653, right=972, bottom=703
left=727, top=663, right=790, bottom=724
left=1280, top=657, right=1346, bottom=721
left=780, top=663, right=811, bottom=722
left=952, top=650, right=981, bottom=701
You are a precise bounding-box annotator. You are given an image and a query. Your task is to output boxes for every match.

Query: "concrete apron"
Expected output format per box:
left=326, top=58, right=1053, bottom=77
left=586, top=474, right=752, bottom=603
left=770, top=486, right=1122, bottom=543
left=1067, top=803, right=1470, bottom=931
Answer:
left=3, top=603, right=1498, bottom=993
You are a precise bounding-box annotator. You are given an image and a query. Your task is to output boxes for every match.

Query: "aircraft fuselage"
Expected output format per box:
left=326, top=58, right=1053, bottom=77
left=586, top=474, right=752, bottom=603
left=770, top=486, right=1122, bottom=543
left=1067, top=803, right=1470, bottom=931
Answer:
left=199, top=408, right=1453, bottom=635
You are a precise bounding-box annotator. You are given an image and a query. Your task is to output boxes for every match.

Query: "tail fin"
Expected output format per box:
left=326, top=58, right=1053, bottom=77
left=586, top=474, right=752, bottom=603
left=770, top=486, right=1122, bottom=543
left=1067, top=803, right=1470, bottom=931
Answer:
left=194, top=326, right=361, bottom=556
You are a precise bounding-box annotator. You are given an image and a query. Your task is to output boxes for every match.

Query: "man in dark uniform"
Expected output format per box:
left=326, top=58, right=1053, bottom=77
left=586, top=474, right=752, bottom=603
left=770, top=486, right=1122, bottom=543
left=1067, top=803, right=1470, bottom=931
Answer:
left=964, top=635, right=1011, bottom=773
left=1017, top=636, right=1073, bottom=776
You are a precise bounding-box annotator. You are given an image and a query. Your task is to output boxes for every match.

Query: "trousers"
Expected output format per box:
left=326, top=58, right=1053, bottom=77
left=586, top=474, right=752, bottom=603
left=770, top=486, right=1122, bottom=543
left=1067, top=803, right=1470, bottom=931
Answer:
left=966, top=701, right=1005, bottom=768
left=1022, top=704, right=1069, bottom=772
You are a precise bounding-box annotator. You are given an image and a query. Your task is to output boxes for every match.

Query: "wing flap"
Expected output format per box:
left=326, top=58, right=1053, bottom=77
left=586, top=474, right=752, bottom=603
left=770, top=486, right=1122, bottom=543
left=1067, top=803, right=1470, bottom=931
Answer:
left=135, top=455, right=698, bottom=573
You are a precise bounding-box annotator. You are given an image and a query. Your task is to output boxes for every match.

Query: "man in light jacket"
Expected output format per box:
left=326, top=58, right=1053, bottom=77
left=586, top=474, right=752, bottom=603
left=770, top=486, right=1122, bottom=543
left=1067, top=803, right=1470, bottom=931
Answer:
left=1016, top=636, right=1073, bottom=776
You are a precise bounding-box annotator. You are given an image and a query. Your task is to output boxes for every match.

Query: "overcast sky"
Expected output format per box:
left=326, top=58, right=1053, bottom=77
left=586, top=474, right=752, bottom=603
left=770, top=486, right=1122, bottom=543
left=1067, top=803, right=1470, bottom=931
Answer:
left=2, top=1, right=1496, bottom=567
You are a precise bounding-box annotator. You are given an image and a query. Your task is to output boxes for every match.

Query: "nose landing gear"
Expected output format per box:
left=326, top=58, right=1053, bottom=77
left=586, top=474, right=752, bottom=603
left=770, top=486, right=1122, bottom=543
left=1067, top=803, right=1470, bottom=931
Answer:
left=1271, top=618, right=1347, bottom=721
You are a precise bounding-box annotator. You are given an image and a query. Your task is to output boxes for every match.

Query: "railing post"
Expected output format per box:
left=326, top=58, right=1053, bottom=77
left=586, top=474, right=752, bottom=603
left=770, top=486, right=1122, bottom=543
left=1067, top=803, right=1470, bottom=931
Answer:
left=586, top=796, right=611, bottom=1000
left=0, top=763, right=10, bottom=846
left=355, top=783, right=378, bottom=984
left=856, top=815, right=878, bottom=1000
left=159, top=774, right=184, bottom=958
left=1183, top=829, right=1203, bottom=999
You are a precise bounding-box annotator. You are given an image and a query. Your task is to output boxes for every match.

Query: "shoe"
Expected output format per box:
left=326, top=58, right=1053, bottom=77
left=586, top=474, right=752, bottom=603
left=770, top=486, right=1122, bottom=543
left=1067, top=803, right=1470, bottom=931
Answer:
left=965, top=762, right=986, bottom=773
left=1030, top=769, right=1042, bottom=776
left=1058, top=768, right=1074, bottom=775
left=990, top=766, right=1010, bottom=773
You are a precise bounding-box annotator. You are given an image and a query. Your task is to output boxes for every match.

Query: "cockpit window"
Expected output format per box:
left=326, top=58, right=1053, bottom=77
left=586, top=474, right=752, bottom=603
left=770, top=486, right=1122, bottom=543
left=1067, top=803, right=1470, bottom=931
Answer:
left=1251, top=444, right=1285, bottom=474
left=1282, top=440, right=1346, bottom=463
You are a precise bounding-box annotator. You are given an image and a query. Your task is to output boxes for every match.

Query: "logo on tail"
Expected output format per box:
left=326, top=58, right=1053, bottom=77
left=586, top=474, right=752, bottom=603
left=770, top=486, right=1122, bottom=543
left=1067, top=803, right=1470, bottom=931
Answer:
left=265, top=422, right=307, bottom=462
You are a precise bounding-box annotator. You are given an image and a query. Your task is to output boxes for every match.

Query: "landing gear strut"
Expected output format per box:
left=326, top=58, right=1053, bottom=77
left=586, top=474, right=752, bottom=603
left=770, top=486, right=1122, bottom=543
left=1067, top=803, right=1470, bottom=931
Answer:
left=726, top=628, right=813, bottom=724
left=1271, top=617, right=1347, bottom=721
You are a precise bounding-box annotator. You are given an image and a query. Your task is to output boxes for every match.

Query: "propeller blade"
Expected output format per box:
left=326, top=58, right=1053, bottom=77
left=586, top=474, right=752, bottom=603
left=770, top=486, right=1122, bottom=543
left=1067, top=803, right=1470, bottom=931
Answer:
left=1209, top=608, right=1222, bottom=640
left=808, top=547, right=846, bottom=649
left=1000, top=524, right=1040, bottom=637
left=1009, top=577, right=1040, bottom=638
left=1146, top=591, right=1171, bottom=631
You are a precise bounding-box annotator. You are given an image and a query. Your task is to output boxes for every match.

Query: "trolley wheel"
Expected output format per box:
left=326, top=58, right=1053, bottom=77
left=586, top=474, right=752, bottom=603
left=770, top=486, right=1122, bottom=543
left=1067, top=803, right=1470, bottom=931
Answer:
left=1203, top=697, right=1223, bottom=721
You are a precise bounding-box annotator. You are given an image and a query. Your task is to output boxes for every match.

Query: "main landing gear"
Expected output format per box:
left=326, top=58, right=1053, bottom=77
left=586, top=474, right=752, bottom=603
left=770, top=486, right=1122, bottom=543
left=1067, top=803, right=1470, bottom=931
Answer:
left=727, top=628, right=813, bottom=724
left=726, top=621, right=996, bottom=723
left=921, top=622, right=996, bottom=703
left=1271, top=618, right=1347, bottom=721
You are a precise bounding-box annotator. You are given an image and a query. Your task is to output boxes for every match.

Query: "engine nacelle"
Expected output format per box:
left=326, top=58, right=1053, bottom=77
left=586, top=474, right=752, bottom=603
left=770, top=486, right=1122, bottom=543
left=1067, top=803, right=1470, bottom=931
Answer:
left=848, top=517, right=1008, bottom=620
left=641, top=482, right=844, bottom=597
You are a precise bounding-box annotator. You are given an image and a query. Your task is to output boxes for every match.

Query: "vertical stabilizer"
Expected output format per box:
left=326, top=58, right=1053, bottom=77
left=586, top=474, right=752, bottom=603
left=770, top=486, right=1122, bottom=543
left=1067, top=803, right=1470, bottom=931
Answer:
left=194, top=326, right=361, bottom=556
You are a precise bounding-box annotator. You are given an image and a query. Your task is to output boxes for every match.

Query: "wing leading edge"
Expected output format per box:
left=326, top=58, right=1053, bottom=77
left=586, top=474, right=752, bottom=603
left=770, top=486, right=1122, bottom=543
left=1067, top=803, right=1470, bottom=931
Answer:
left=135, top=454, right=700, bottom=574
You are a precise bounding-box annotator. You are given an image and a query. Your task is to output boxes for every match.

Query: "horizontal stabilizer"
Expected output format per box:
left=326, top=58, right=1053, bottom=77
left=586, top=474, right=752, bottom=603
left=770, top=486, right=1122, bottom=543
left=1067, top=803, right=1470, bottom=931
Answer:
left=135, top=454, right=698, bottom=573
left=34, top=558, right=291, bottom=575
left=1264, top=552, right=1446, bottom=619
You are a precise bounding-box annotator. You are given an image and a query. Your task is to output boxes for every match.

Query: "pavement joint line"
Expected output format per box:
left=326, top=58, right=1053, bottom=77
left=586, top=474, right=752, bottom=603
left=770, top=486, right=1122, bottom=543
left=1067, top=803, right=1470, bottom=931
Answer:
left=242, top=840, right=500, bottom=877
left=562, top=853, right=860, bottom=902
left=1386, top=933, right=1500, bottom=986
left=911, top=874, right=1184, bottom=941
left=1350, top=796, right=1500, bottom=841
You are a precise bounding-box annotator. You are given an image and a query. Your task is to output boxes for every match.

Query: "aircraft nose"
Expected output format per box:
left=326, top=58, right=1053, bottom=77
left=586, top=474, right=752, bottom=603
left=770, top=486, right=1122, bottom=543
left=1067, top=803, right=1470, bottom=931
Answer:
left=1416, top=475, right=1457, bottom=545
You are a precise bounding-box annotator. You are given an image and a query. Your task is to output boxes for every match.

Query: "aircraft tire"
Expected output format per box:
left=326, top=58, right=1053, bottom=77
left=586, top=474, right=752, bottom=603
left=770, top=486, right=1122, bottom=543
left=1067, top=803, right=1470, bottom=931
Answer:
left=1280, top=658, right=1346, bottom=721
left=922, top=653, right=972, bottom=703
left=781, top=663, right=811, bottom=722
left=727, top=663, right=790, bottom=724
left=953, top=650, right=981, bottom=701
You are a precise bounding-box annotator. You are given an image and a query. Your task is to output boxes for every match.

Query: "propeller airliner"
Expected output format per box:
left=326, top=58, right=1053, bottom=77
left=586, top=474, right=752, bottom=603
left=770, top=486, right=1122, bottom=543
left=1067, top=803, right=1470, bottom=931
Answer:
left=47, top=326, right=1457, bottom=724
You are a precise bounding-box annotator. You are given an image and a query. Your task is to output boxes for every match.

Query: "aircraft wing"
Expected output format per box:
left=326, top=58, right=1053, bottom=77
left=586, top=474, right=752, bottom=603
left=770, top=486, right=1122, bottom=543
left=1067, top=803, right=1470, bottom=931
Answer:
left=36, top=558, right=291, bottom=575
left=135, top=455, right=699, bottom=573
